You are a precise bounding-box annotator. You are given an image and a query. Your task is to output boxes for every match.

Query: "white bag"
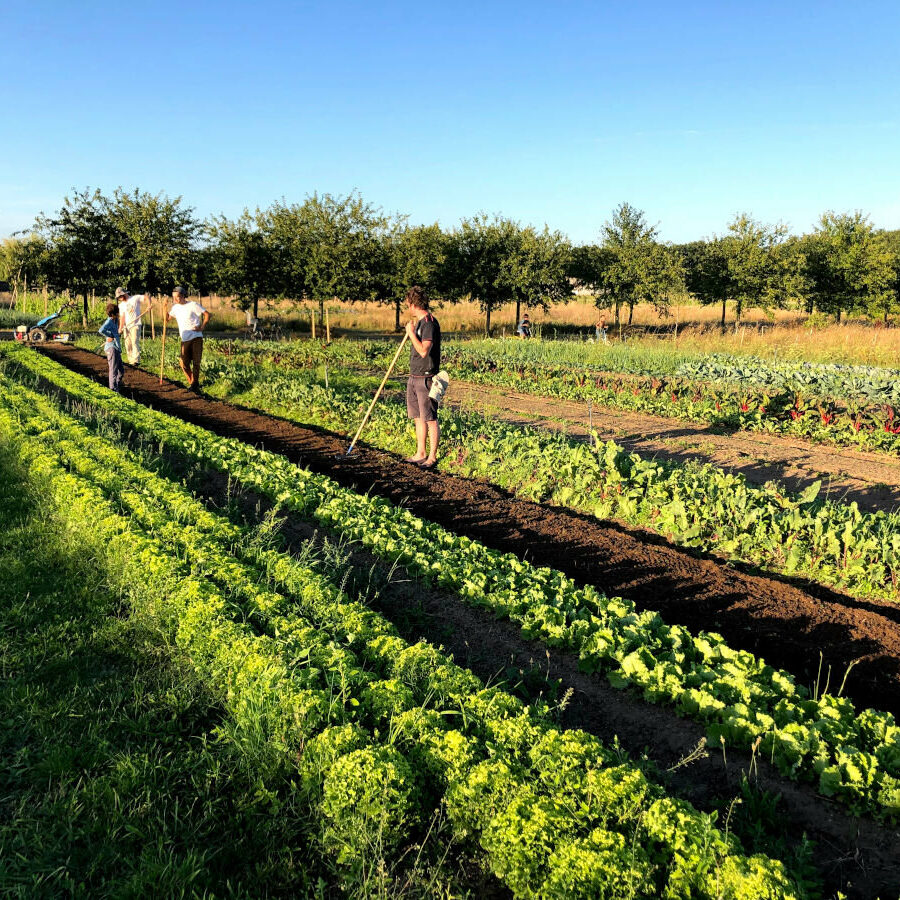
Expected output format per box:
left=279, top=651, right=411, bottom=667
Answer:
left=429, top=371, right=450, bottom=403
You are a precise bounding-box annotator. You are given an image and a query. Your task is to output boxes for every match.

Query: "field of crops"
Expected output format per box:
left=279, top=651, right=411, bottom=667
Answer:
left=4, top=337, right=900, bottom=899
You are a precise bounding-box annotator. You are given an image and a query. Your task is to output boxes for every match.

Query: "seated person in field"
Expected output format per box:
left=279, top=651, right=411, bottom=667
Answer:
left=517, top=312, right=531, bottom=338
left=595, top=316, right=608, bottom=343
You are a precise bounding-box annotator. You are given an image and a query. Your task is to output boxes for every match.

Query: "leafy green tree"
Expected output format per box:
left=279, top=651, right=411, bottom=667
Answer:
left=720, top=214, right=800, bottom=323
left=0, top=234, right=50, bottom=295
left=569, top=244, right=613, bottom=303
left=444, top=216, right=571, bottom=335
left=681, top=239, right=733, bottom=326
left=106, top=188, right=201, bottom=294
left=600, top=203, right=682, bottom=324
left=507, top=226, right=572, bottom=328
left=805, top=212, right=896, bottom=322
left=34, top=188, right=117, bottom=324
left=379, top=222, right=448, bottom=331
left=207, top=210, right=272, bottom=318
left=265, top=192, right=389, bottom=324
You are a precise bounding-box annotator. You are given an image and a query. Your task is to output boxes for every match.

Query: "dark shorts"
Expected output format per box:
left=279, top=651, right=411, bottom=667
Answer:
left=407, top=376, right=438, bottom=422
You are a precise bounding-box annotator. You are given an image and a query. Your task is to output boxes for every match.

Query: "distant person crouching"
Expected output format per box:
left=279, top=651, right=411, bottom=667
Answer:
left=517, top=312, right=532, bottom=338
left=98, top=302, right=124, bottom=392
left=168, top=286, right=210, bottom=392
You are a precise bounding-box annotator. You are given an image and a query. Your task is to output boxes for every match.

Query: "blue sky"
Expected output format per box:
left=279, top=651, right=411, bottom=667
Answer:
left=3, top=0, right=899, bottom=244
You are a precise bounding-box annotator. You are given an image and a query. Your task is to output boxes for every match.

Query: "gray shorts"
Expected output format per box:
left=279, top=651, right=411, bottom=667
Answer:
left=407, top=376, right=437, bottom=421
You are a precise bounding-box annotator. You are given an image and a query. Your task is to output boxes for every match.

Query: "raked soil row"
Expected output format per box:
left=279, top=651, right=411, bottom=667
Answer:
left=36, top=344, right=900, bottom=722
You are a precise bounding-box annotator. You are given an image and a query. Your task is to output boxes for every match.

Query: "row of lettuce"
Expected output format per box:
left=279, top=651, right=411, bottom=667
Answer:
left=176, top=344, right=900, bottom=603
left=0, top=373, right=802, bottom=899
left=185, top=337, right=900, bottom=454
left=6, top=344, right=900, bottom=827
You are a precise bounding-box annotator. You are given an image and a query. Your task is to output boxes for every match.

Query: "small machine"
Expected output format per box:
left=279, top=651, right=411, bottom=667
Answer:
left=14, top=301, right=75, bottom=343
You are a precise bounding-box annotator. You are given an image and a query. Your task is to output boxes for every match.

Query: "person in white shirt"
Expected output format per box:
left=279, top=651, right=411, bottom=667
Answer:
left=115, top=287, right=149, bottom=365
left=168, top=286, right=210, bottom=392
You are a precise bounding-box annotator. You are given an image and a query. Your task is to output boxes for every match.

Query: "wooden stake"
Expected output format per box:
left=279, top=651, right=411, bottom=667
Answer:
left=311, top=307, right=316, bottom=340
left=159, top=301, right=169, bottom=385
left=326, top=305, right=331, bottom=343
left=150, top=306, right=156, bottom=340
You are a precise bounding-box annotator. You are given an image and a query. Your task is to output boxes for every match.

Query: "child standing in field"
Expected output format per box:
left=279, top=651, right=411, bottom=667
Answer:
left=98, top=302, right=124, bottom=392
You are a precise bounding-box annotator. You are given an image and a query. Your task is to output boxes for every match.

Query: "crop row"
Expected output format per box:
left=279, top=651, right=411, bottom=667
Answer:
left=6, top=345, right=900, bottom=822
left=201, top=337, right=900, bottom=454
left=0, top=378, right=800, bottom=898
left=199, top=355, right=900, bottom=602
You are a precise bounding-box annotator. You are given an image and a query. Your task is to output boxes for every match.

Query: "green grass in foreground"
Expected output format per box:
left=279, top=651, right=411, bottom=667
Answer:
left=0, top=438, right=323, bottom=898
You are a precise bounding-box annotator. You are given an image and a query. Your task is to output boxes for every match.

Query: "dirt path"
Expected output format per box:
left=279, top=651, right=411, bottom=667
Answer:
left=33, top=345, right=900, bottom=724
left=446, top=381, right=900, bottom=514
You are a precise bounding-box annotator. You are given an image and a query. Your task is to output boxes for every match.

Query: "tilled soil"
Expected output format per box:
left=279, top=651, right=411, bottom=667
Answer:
left=447, top=381, right=900, bottom=514
left=35, top=345, right=900, bottom=724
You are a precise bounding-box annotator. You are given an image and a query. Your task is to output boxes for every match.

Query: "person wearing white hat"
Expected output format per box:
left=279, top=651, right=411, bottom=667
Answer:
left=115, top=287, right=149, bottom=365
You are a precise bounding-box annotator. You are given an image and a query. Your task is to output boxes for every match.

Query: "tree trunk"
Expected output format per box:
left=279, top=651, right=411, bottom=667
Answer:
left=614, top=300, right=620, bottom=326
left=835, top=308, right=842, bottom=324
left=319, top=297, right=325, bottom=327
left=485, top=305, right=492, bottom=336
left=82, top=290, right=89, bottom=328
left=395, top=298, right=401, bottom=332
left=515, top=299, right=521, bottom=329
left=721, top=297, right=726, bottom=328
left=627, top=302, right=634, bottom=326
left=252, top=295, right=259, bottom=319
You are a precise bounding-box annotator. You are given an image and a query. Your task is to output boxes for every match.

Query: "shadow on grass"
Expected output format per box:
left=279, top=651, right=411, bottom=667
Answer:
left=0, top=437, right=322, bottom=898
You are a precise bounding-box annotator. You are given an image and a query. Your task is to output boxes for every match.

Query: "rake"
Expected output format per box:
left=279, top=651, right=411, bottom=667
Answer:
left=342, top=334, right=408, bottom=457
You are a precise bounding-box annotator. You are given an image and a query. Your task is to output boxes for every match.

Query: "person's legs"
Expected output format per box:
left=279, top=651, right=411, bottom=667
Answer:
left=179, top=340, right=193, bottom=385
left=190, top=337, right=203, bottom=389
left=131, top=325, right=141, bottom=365
left=107, top=347, right=124, bottom=392
left=105, top=346, right=116, bottom=391
left=425, top=419, right=439, bottom=462
left=115, top=351, right=125, bottom=392
left=421, top=381, right=439, bottom=465
left=405, top=378, right=427, bottom=461
left=124, top=326, right=140, bottom=365
left=414, top=418, right=427, bottom=457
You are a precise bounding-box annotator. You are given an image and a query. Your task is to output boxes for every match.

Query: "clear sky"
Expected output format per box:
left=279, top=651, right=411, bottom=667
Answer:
left=3, top=0, right=899, bottom=244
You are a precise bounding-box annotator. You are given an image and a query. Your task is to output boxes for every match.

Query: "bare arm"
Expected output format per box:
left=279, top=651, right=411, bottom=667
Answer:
left=405, top=321, right=431, bottom=358
left=201, top=310, right=210, bottom=331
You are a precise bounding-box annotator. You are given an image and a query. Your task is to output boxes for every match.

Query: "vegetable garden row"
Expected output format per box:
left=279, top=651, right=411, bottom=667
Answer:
left=134, top=338, right=900, bottom=605
left=191, top=337, right=900, bottom=454
left=0, top=350, right=809, bottom=898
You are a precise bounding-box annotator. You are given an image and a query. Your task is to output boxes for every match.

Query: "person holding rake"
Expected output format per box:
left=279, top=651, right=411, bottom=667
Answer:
left=404, top=286, right=441, bottom=469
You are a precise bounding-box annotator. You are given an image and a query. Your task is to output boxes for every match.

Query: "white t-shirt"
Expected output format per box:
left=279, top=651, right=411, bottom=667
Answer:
left=119, top=294, right=144, bottom=328
left=169, top=301, right=207, bottom=341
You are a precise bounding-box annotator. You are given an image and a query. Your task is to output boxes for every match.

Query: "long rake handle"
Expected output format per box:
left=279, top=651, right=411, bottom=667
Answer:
left=346, top=334, right=408, bottom=455
left=159, top=301, right=168, bottom=385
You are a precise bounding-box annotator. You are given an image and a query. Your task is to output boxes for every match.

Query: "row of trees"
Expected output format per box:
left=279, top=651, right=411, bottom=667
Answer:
left=2, top=188, right=899, bottom=331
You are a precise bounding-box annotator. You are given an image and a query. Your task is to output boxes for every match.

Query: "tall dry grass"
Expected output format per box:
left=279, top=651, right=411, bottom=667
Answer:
left=4, top=289, right=896, bottom=367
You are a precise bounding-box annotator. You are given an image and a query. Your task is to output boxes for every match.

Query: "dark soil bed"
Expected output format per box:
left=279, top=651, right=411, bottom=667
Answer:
left=35, top=344, right=900, bottom=723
